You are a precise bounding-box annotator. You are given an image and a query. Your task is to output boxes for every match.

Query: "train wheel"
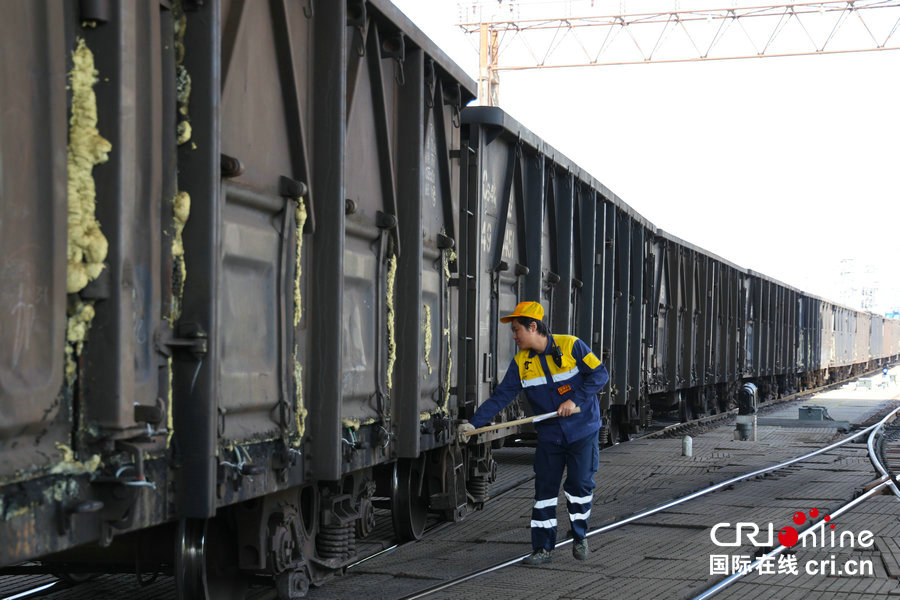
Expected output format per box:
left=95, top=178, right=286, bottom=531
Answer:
left=607, top=406, right=633, bottom=445
left=678, top=395, right=693, bottom=424
left=598, top=421, right=611, bottom=448
left=607, top=415, right=621, bottom=446
left=51, top=572, right=100, bottom=584
left=391, top=457, right=428, bottom=541
left=175, top=518, right=249, bottom=600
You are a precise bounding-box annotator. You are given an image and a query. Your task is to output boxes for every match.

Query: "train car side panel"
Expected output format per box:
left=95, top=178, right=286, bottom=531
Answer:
left=0, top=2, right=69, bottom=482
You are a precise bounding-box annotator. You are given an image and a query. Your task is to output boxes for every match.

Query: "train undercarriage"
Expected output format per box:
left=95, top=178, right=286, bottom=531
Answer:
left=13, top=440, right=496, bottom=600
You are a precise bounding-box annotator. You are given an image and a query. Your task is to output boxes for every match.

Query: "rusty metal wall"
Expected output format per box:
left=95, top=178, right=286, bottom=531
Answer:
left=4, top=0, right=898, bottom=577
left=0, top=1, right=70, bottom=480
left=1, top=0, right=177, bottom=564
left=173, top=0, right=475, bottom=497
left=646, top=232, right=747, bottom=415
left=0, top=0, right=477, bottom=563
left=460, top=107, right=654, bottom=439
left=458, top=109, right=535, bottom=433
left=164, top=0, right=477, bottom=507
left=392, top=22, right=469, bottom=459
left=82, top=2, right=175, bottom=445
left=215, top=0, right=312, bottom=449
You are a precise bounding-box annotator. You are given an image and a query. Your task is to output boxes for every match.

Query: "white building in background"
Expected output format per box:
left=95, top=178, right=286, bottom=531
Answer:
left=839, top=258, right=899, bottom=316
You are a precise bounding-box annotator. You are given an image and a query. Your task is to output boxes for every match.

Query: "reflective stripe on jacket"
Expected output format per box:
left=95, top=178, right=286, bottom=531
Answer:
left=470, top=334, right=609, bottom=445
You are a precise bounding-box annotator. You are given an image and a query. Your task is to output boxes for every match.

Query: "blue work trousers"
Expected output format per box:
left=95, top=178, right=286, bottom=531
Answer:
left=530, top=431, right=600, bottom=551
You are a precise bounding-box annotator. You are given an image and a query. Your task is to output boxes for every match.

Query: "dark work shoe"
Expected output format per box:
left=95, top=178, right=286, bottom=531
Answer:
left=522, top=548, right=552, bottom=565
left=572, top=538, right=589, bottom=560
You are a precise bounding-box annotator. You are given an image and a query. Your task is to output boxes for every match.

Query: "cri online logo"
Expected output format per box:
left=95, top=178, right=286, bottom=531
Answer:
left=711, top=508, right=875, bottom=549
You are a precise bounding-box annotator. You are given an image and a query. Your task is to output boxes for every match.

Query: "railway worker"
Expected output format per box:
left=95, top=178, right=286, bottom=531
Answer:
left=457, top=301, right=609, bottom=566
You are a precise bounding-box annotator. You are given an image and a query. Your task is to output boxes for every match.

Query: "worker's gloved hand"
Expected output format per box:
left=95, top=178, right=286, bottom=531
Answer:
left=557, top=399, right=577, bottom=418
left=457, top=420, right=475, bottom=444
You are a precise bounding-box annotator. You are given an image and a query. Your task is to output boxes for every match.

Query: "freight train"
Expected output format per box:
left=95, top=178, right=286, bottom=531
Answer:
left=1, top=1, right=897, bottom=599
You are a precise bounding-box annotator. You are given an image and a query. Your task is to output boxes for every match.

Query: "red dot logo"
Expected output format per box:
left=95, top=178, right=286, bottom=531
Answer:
left=824, top=515, right=831, bottom=522
left=793, top=511, right=806, bottom=525
left=809, top=508, right=819, bottom=518
left=778, top=526, right=799, bottom=547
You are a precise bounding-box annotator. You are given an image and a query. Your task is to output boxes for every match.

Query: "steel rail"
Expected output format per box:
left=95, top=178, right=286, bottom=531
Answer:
left=868, top=407, right=900, bottom=498
left=348, top=469, right=536, bottom=570
left=642, top=372, right=866, bottom=441
left=360, top=380, right=857, bottom=575
left=0, top=581, right=60, bottom=600
left=690, top=404, right=900, bottom=600
left=401, top=417, right=885, bottom=599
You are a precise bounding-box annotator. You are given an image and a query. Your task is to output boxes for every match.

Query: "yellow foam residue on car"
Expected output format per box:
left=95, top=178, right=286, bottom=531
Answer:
left=386, top=253, right=397, bottom=390
left=173, top=1, right=191, bottom=132
left=49, top=443, right=101, bottom=476
left=294, top=199, right=307, bottom=327
left=171, top=0, right=191, bottom=323
left=176, top=66, right=191, bottom=118
left=67, top=38, right=111, bottom=295
left=167, top=358, right=175, bottom=447
left=291, top=198, right=308, bottom=445
left=443, top=246, right=457, bottom=281
left=170, top=190, right=190, bottom=321
left=176, top=121, right=192, bottom=145
left=65, top=301, right=95, bottom=387
left=423, top=304, right=432, bottom=376
left=293, top=358, right=307, bottom=445
left=443, top=320, right=452, bottom=410
left=342, top=418, right=377, bottom=431
left=442, top=245, right=456, bottom=409
left=46, top=479, right=78, bottom=504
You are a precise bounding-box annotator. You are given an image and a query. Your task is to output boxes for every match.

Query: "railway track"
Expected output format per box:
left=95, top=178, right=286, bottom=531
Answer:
left=0, top=463, right=538, bottom=600
left=0, top=580, right=60, bottom=600
left=691, top=405, right=900, bottom=599
left=4, top=379, right=896, bottom=600
left=398, top=402, right=900, bottom=600
left=642, top=366, right=893, bottom=441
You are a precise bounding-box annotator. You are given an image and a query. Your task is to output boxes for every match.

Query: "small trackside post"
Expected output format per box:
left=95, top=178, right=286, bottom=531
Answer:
left=735, top=382, right=758, bottom=441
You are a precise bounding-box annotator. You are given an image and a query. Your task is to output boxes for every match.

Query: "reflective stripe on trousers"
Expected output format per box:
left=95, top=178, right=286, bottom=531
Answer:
left=530, top=431, right=600, bottom=551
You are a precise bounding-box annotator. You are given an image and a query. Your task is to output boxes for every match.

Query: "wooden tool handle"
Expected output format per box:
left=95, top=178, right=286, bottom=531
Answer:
left=464, top=406, right=581, bottom=437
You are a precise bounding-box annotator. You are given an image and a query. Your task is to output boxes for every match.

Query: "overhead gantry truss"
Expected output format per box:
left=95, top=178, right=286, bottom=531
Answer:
left=458, top=0, right=900, bottom=104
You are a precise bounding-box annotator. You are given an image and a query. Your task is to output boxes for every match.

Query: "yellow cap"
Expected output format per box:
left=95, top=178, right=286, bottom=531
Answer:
left=500, top=301, right=544, bottom=323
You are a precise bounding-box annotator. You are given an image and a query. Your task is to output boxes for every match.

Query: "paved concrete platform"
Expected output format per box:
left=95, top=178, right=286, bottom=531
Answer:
left=308, top=369, right=900, bottom=600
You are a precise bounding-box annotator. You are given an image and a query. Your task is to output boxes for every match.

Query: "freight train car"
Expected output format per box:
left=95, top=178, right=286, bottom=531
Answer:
left=461, top=107, right=900, bottom=443
left=0, top=1, right=480, bottom=598
left=459, top=107, right=655, bottom=445
left=2, top=2, right=899, bottom=599
left=645, top=233, right=748, bottom=420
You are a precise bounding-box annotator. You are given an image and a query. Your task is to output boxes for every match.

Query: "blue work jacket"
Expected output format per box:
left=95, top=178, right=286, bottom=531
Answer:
left=469, top=334, right=609, bottom=445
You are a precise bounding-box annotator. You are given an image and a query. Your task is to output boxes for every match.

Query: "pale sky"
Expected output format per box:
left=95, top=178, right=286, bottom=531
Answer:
left=389, top=0, right=900, bottom=313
